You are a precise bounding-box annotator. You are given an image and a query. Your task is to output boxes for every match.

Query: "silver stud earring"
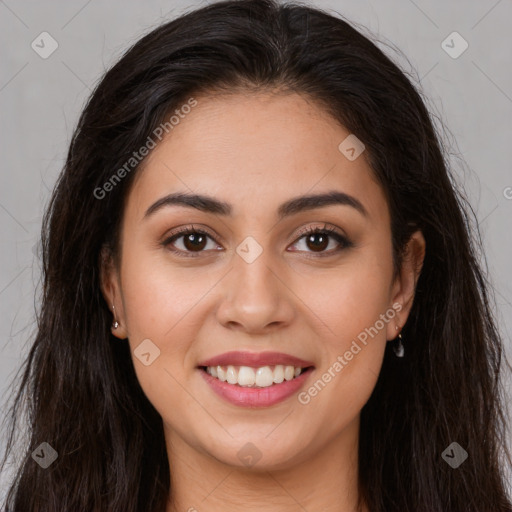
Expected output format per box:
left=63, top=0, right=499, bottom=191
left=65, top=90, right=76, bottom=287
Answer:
left=112, top=304, right=119, bottom=329
left=393, top=326, right=404, bottom=358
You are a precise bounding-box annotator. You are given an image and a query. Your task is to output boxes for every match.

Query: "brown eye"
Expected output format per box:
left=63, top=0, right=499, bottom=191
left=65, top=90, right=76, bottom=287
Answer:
left=290, top=226, right=353, bottom=256
left=163, top=227, right=220, bottom=257
left=304, top=232, right=330, bottom=252
left=181, top=232, right=208, bottom=251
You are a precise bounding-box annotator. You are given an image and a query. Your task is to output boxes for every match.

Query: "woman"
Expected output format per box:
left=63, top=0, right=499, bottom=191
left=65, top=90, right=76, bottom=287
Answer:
left=2, top=0, right=511, bottom=510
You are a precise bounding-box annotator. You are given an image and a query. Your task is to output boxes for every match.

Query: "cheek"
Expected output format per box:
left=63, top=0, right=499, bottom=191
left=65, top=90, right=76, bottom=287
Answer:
left=120, top=248, right=215, bottom=338
left=118, top=249, right=226, bottom=404
left=296, top=250, right=393, bottom=346
left=293, top=247, right=393, bottom=411
left=118, top=254, right=204, bottom=419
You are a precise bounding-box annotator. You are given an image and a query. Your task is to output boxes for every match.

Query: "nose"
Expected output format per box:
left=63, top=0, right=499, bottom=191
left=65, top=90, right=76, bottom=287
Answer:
left=215, top=245, right=295, bottom=335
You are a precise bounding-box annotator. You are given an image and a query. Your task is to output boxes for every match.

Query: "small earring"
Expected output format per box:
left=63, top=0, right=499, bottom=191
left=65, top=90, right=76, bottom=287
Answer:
left=393, top=326, right=404, bottom=358
left=112, top=304, right=119, bottom=329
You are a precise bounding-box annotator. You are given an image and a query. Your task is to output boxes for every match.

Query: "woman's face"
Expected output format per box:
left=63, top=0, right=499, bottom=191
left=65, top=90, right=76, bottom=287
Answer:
left=103, top=91, right=423, bottom=470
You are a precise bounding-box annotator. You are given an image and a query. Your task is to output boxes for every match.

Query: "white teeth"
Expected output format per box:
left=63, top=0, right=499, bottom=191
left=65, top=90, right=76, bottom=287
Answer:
left=284, top=365, right=295, bottom=381
left=273, top=365, right=284, bottom=383
left=216, top=366, right=226, bottom=382
left=238, top=366, right=256, bottom=386
left=255, top=366, right=274, bottom=387
left=205, top=364, right=307, bottom=388
left=226, top=365, right=238, bottom=385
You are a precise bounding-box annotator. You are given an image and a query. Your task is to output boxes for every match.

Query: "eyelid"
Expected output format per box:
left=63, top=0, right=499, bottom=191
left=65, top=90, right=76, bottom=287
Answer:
left=293, top=222, right=347, bottom=239
left=162, top=223, right=219, bottom=242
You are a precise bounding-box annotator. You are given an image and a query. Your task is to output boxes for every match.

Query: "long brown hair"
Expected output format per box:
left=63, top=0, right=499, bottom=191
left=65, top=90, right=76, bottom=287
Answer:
left=2, top=1, right=511, bottom=510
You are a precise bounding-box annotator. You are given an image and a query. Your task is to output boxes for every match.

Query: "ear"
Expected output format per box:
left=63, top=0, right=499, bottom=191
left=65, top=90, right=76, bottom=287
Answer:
left=386, top=230, right=425, bottom=341
left=99, top=246, right=128, bottom=339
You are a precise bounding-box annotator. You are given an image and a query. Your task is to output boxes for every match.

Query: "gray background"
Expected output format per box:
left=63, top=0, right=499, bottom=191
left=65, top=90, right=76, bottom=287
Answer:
left=1, top=0, right=511, bottom=496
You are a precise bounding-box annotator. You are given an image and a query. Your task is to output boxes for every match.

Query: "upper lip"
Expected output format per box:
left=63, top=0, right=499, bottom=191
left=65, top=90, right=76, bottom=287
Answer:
left=198, top=351, right=315, bottom=368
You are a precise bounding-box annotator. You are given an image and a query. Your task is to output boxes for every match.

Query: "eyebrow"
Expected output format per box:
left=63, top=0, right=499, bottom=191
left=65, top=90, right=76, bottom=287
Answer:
left=144, top=190, right=368, bottom=220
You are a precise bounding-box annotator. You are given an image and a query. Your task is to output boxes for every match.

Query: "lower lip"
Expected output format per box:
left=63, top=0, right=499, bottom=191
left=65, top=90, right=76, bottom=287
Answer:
left=198, top=367, right=314, bottom=408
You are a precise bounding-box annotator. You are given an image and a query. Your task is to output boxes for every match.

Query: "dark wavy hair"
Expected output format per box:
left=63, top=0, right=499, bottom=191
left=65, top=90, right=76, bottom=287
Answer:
left=2, top=0, right=511, bottom=510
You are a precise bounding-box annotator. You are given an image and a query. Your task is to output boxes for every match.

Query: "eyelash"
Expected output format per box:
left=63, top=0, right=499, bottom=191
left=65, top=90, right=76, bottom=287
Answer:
left=162, top=224, right=353, bottom=258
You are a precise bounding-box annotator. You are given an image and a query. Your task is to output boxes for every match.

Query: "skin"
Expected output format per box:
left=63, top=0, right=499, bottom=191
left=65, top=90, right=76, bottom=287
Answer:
left=101, top=91, right=425, bottom=512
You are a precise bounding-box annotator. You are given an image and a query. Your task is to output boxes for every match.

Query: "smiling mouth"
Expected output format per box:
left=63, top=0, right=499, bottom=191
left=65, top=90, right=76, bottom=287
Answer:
left=198, top=364, right=315, bottom=388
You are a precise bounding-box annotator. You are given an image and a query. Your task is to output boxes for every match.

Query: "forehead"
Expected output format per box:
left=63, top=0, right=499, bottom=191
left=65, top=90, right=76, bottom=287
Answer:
left=126, top=91, right=388, bottom=224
